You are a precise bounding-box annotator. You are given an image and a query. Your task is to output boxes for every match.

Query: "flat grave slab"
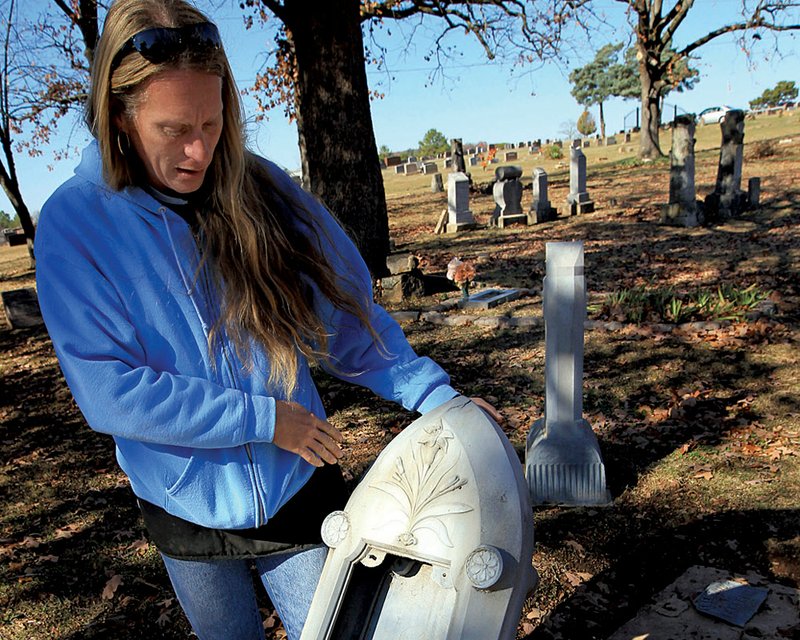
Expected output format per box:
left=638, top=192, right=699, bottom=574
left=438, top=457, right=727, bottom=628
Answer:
left=460, top=288, right=521, bottom=310
left=607, top=565, right=799, bottom=640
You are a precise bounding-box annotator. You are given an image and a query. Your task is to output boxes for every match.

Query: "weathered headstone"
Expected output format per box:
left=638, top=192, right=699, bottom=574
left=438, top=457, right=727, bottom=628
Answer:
left=446, top=172, right=476, bottom=233
left=529, top=167, right=558, bottom=224
left=525, top=242, right=609, bottom=506
left=704, top=109, right=747, bottom=221
left=748, top=176, right=761, bottom=208
left=468, top=155, right=479, bottom=166
left=582, top=140, right=590, bottom=148
left=394, top=165, right=406, bottom=175
left=504, top=151, right=518, bottom=161
left=624, top=132, right=632, bottom=143
left=450, top=138, right=467, bottom=174
left=407, top=155, right=418, bottom=163
left=404, top=162, right=419, bottom=175
left=2, top=288, right=44, bottom=329
left=606, top=135, right=617, bottom=145
left=491, top=165, right=527, bottom=228
left=301, top=397, right=537, bottom=640
left=431, top=173, right=444, bottom=193
left=566, top=147, right=594, bottom=215
left=421, top=161, right=438, bottom=174
left=662, top=114, right=702, bottom=227
left=444, top=157, right=453, bottom=169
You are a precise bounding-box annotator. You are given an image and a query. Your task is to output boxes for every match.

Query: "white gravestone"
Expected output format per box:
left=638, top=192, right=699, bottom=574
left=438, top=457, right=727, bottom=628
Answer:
left=446, top=172, right=476, bottom=233
left=302, top=397, right=537, bottom=640
left=525, top=242, right=609, bottom=506
left=566, top=147, right=594, bottom=215
left=529, top=168, right=557, bottom=224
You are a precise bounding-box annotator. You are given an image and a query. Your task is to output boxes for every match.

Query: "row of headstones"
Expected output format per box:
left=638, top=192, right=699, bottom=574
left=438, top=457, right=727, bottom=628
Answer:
left=664, top=110, right=759, bottom=227
left=384, top=133, right=634, bottom=169
left=442, top=142, right=594, bottom=233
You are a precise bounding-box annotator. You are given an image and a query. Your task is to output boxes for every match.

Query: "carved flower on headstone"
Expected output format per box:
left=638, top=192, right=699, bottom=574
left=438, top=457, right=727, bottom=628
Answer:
left=372, top=426, right=472, bottom=548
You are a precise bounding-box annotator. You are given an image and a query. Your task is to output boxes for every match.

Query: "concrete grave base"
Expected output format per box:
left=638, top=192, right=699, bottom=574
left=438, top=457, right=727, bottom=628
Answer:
left=568, top=200, right=595, bottom=215
left=496, top=214, right=528, bottom=229
left=607, top=565, right=800, bottom=640
left=445, top=221, right=477, bottom=233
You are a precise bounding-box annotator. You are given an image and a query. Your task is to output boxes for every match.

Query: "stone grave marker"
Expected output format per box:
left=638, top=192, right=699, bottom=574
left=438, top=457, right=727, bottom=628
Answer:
left=468, top=155, right=479, bottom=166
left=451, top=138, right=467, bottom=174
left=491, top=165, right=527, bottom=228
left=504, top=151, right=518, bottom=161
left=2, top=288, right=44, bottom=329
left=566, top=147, right=594, bottom=215
left=407, top=155, right=418, bottom=163
left=404, top=162, right=419, bottom=175
left=422, top=161, right=438, bottom=174
left=705, top=109, right=747, bottom=221
left=606, top=135, right=617, bottom=145
left=444, top=157, right=453, bottom=169
left=431, top=173, right=444, bottom=193
left=301, top=397, right=537, bottom=640
left=529, top=168, right=558, bottom=224
left=446, top=172, right=476, bottom=233
left=662, top=114, right=701, bottom=227
left=460, top=288, right=521, bottom=310
left=394, top=165, right=406, bottom=175
left=525, top=242, right=609, bottom=506
left=748, top=176, right=761, bottom=208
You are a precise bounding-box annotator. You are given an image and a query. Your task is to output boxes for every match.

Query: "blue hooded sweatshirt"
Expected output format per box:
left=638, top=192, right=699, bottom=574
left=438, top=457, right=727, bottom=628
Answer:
left=35, top=142, right=458, bottom=530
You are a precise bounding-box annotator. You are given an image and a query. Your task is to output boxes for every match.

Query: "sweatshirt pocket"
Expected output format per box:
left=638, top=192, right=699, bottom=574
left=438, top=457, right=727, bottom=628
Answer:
left=165, top=447, right=258, bottom=529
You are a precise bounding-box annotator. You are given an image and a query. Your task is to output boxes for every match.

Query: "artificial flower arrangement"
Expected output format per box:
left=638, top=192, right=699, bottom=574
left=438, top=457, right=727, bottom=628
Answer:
left=446, top=257, right=477, bottom=299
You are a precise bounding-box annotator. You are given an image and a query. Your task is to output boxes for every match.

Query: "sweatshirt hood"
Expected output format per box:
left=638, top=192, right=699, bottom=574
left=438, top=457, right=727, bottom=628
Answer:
left=75, top=140, right=166, bottom=217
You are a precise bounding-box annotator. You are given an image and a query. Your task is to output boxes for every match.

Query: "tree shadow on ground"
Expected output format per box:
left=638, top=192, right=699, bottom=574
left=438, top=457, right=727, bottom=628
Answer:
left=525, top=507, right=800, bottom=640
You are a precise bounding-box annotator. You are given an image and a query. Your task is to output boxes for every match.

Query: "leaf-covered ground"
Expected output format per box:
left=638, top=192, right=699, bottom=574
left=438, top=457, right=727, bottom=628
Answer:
left=1, top=122, right=799, bottom=639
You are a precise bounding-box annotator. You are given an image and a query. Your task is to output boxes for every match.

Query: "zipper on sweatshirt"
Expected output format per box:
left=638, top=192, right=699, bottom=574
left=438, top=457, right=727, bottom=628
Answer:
left=161, top=207, right=268, bottom=528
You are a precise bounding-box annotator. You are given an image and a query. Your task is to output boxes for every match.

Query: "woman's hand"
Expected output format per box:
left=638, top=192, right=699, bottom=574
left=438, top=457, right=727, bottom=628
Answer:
left=470, top=396, right=504, bottom=424
left=273, top=401, right=343, bottom=467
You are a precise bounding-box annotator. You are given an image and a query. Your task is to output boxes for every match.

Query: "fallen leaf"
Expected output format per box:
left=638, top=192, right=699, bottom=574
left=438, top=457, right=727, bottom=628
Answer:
left=101, top=574, right=123, bottom=600
left=694, top=470, right=714, bottom=480
left=565, top=539, right=586, bottom=555
left=128, top=538, right=149, bottom=554
left=521, top=622, right=535, bottom=634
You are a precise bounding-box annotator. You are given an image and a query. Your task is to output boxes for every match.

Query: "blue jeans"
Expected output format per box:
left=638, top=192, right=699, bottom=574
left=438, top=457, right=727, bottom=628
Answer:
left=161, top=545, right=327, bottom=640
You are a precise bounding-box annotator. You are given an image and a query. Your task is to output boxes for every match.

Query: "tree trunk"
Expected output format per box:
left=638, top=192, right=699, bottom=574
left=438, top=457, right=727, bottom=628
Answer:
left=0, top=160, right=35, bottom=267
left=599, top=101, right=606, bottom=141
left=282, top=0, right=389, bottom=278
left=638, top=58, right=664, bottom=159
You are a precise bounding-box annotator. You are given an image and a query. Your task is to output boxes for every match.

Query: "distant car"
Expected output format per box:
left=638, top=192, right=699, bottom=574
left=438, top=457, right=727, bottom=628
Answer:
left=698, top=105, right=733, bottom=125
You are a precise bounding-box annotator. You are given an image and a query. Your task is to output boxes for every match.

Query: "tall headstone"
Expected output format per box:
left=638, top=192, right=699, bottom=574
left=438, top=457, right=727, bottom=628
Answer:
left=525, top=242, right=609, bottom=506
left=529, top=168, right=557, bottom=224
left=451, top=138, right=467, bottom=174
left=748, top=177, right=761, bottom=208
left=661, top=114, right=701, bottom=227
left=446, top=172, right=476, bottom=233
left=431, top=173, right=444, bottom=193
left=704, top=109, right=747, bottom=222
left=491, top=165, right=526, bottom=228
left=566, top=147, right=594, bottom=215
left=301, top=397, right=537, bottom=640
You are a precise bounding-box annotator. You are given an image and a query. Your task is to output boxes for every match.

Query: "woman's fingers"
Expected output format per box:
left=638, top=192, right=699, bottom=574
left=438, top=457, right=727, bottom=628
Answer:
left=470, top=396, right=504, bottom=424
left=273, top=400, right=343, bottom=466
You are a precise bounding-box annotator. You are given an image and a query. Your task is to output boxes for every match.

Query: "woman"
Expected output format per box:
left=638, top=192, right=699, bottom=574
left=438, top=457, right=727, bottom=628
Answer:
left=35, top=0, right=499, bottom=638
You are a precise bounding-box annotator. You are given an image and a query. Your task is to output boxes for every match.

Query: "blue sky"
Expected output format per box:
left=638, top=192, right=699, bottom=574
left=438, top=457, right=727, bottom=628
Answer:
left=4, top=0, right=798, bottom=214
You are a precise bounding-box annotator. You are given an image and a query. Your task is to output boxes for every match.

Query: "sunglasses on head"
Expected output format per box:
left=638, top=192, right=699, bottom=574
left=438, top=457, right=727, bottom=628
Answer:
left=111, top=22, right=222, bottom=72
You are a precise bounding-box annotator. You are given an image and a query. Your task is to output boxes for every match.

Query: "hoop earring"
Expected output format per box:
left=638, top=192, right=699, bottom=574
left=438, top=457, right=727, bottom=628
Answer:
left=116, top=131, right=130, bottom=157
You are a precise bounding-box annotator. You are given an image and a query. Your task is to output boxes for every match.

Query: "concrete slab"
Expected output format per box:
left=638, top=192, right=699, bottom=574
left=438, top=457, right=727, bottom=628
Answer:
left=607, top=565, right=800, bottom=640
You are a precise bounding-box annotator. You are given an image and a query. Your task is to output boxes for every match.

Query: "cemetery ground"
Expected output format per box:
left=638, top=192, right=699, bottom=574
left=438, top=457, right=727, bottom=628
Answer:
left=1, top=112, right=799, bottom=639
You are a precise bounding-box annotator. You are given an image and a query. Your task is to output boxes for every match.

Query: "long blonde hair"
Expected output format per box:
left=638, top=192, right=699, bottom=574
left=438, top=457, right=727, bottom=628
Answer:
left=87, top=0, right=377, bottom=398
